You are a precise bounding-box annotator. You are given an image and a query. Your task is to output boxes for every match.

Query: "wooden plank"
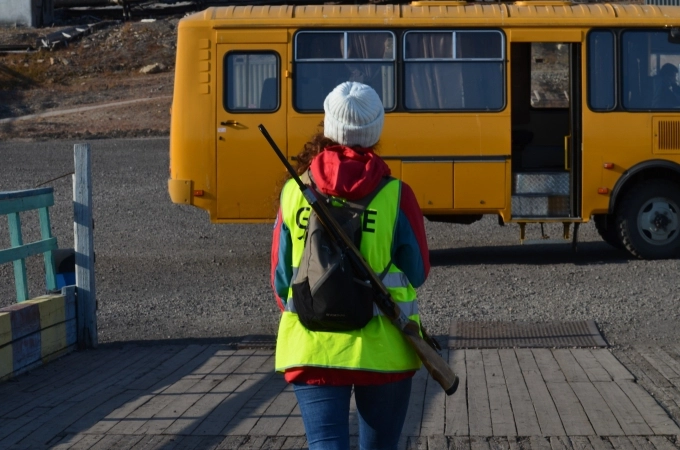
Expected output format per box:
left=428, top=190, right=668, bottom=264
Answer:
left=653, top=347, right=680, bottom=379
left=247, top=383, right=298, bottom=436
left=272, top=435, right=304, bottom=450
left=647, top=437, right=678, bottom=450
left=636, top=347, right=680, bottom=383
left=280, top=436, right=307, bottom=449
left=406, top=436, right=427, bottom=450
left=533, top=349, right=566, bottom=383
left=551, top=436, right=573, bottom=450
left=446, top=349, right=469, bottom=436
left=530, top=436, right=552, bottom=450
left=123, top=344, right=216, bottom=393
left=609, top=437, right=637, bottom=450
left=214, top=436, right=247, bottom=450
left=89, top=434, right=143, bottom=450
left=278, top=403, right=305, bottom=437
left=545, top=382, right=595, bottom=435
left=220, top=359, right=287, bottom=435
left=615, top=380, right=680, bottom=435
left=50, top=433, right=87, bottom=450
left=591, top=350, right=635, bottom=381
left=570, top=436, right=595, bottom=450
left=0, top=345, right=143, bottom=418
left=129, top=435, right=184, bottom=450
left=67, top=434, right=105, bottom=449
left=594, top=381, right=653, bottom=435
left=421, top=352, right=447, bottom=436
left=38, top=206, right=57, bottom=291
left=149, top=378, right=224, bottom=435
left=489, top=437, right=509, bottom=450
left=164, top=376, right=249, bottom=436
left=466, top=350, right=492, bottom=437
left=588, top=436, right=615, bottom=450
left=552, top=350, right=590, bottom=383
left=428, top=435, right=448, bottom=450
left=259, top=436, right=287, bottom=450
left=471, top=436, right=491, bottom=450
left=617, top=349, right=680, bottom=420
left=189, top=356, right=277, bottom=436
left=515, top=349, right=565, bottom=436
left=571, top=349, right=611, bottom=382
left=629, top=437, right=658, bottom=450
left=402, top=366, right=428, bottom=438
left=570, top=382, right=624, bottom=436
left=0, top=188, right=54, bottom=211
left=482, top=349, right=516, bottom=436
left=498, top=349, right=541, bottom=436
left=74, top=143, right=97, bottom=348
left=450, top=436, right=472, bottom=450
left=7, top=211, right=28, bottom=302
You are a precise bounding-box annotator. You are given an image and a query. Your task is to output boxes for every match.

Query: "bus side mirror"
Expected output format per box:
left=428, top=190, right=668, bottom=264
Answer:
left=669, top=27, right=680, bottom=43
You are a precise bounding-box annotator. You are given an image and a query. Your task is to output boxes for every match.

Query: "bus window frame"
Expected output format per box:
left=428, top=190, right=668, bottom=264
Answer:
left=223, top=50, right=281, bottom=114
left=293, top=29, right=397, bottom=113
left=401, top=28, right=507, bottom=113
left=586, top=28, right=617, bottom=113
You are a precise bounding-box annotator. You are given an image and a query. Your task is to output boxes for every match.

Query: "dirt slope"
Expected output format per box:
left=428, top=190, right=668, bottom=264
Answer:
left=0, top=16, right=179, bottom=141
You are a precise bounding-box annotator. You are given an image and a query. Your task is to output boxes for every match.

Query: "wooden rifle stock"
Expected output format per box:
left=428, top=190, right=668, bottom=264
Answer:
left=259, top=124, right=459, bottom=395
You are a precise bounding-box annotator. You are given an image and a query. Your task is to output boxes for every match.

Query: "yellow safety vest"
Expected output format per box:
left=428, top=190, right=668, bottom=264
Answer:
left=275, top=175, right=422, bottom=373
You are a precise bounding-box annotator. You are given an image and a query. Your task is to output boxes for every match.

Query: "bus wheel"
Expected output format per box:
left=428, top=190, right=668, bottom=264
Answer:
left=616, top=180, right=680, bottom=259
left=594, top=214, right=624, bottom=249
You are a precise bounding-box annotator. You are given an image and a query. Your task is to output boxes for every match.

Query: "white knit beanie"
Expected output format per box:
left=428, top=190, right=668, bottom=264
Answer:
left=323, top=82, right=384, bottom=148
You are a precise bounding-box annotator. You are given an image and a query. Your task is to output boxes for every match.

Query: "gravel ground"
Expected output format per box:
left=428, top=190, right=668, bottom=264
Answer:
left=0, top=138, right=678, bottom=350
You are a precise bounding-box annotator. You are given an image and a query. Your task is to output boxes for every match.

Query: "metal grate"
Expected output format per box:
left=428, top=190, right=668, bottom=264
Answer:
left=448, top=320, right=607, bottom=349
left=657, top=120, right=680, bottom=151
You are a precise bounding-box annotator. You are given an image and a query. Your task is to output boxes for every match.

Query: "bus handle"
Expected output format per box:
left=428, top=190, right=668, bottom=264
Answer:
left=221, top=120, right=240, bottom=126
left=564, top=134, right=571, bottom=171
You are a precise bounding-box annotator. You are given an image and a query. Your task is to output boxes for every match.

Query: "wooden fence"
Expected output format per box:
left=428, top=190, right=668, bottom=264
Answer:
left=0, top=144, right=97, bottom=381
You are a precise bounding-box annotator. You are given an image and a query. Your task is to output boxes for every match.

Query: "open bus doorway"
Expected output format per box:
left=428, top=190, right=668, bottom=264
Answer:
left=510, top=42, right=582, bottom=221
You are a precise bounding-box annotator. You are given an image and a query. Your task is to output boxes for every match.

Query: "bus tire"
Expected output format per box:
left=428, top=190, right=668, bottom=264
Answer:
left=616, top=180, right=680, bottom=259
left=594, top=214, right=624, bottom=250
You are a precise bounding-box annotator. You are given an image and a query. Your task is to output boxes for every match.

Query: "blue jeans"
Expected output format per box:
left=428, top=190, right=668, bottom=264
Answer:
left=293, top=378, right=412, bottom=450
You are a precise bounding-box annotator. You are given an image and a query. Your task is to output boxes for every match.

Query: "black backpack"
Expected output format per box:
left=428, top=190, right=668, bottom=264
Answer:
left=291, top=172, right=391, bottom=332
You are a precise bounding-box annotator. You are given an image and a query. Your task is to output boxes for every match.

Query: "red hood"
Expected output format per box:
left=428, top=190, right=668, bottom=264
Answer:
left=310, top=145, right=391, bottom=201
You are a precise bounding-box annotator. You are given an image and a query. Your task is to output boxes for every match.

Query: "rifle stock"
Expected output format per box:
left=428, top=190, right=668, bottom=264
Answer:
left=259, top=124, right=459, bottom=395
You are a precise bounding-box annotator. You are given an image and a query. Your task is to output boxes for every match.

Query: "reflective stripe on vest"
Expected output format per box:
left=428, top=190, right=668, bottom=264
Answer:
left=275, top=176, right=421, bottom=374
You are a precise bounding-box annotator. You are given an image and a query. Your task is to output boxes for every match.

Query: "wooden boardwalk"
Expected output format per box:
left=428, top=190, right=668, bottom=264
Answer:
left=0, top=343, right=679, bottom=450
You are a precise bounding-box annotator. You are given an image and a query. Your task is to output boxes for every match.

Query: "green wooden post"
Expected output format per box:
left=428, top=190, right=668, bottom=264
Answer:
left=39, top=207, right=57, bottom=292
left=7, top=212, right=29, bottom=302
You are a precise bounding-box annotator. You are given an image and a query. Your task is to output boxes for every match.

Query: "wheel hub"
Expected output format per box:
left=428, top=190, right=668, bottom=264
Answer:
left=638, top=198, right=679, bottom=244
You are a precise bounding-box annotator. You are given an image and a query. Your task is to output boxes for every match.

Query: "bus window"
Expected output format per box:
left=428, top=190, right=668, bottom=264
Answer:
left=225, top=52, right=279, bottom=112
left=294, top=31, right=396, bottom=111
left=622, top=30, right=680, bottom=110
left=587, top=30, right=616, bottom=111
left=530, top=43, right=569, bottom=109
left=403, top=30, right=504, bottom=111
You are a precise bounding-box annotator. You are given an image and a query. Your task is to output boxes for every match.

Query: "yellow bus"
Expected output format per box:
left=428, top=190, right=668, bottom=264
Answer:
left=168, top=1, right=680, bottom=259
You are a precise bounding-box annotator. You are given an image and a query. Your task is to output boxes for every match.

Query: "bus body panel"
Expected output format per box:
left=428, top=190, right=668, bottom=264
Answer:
left=168, top=3, right=680, bottom=258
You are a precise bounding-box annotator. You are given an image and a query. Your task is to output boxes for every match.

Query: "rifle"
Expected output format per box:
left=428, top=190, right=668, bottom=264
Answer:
left=259, top=124, right=459, bottom=395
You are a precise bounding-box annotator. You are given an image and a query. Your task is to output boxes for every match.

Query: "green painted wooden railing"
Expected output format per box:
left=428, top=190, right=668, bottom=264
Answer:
left=0, top=188, right=58, bottom=302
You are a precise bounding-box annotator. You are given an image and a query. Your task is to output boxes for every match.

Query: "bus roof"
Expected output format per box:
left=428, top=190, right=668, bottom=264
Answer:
left=179, top=2, right=680, bottom=27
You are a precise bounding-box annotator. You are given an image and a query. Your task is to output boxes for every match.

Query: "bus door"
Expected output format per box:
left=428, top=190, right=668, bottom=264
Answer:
left=510, top=39, right=582, bottom=220
left=216, top=43, right=287, bottom=220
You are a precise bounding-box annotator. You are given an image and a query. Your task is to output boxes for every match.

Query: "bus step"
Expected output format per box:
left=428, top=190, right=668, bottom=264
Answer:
left=513, top=172, right=570, bottom=195
left=511, top=194, right=570, bottom=217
